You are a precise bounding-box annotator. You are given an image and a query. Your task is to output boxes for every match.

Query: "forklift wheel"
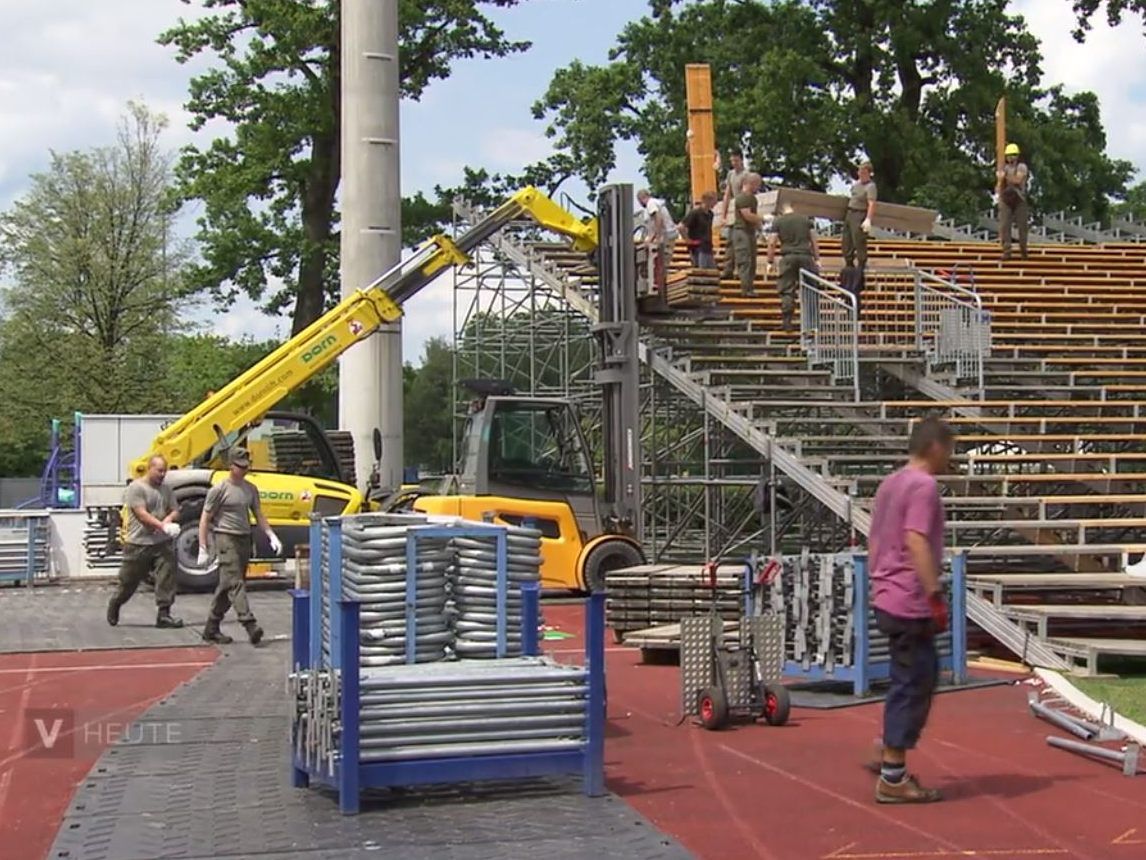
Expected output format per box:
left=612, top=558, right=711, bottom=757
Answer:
left=698, top=686, right=729, bottom=730
left=762, top=684, right=791, bottom=726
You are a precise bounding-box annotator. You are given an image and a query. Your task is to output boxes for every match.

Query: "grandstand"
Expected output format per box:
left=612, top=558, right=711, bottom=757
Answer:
left=450, top=199, right=1146, bottom=675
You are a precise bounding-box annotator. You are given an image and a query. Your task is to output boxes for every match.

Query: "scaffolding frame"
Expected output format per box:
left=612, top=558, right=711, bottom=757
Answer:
left=449, top=220, right=858, bottom=565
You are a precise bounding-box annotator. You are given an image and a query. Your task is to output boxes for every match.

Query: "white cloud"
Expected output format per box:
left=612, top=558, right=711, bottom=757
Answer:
left=0, top=1, right=207, bottom=206
left=1013, top=0, right=1146, bottom=176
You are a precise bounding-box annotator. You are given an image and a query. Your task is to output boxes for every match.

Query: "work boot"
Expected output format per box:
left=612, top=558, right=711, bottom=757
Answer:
left=106, top=599, right=120, bottom=627
left=156, top=609, right=184, bottom=629
left=876, top=774, right=942, bottom=804
left=201, top=620, right=233, bottom=645
left=781, top=314, right=794, bottom=332
left=244, top=620, right=264, bottom=646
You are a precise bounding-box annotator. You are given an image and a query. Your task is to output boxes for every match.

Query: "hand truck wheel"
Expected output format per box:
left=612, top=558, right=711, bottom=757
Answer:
left=698, top=686, right=729, bottom=730
left=762, top=684, right=791, bottom=727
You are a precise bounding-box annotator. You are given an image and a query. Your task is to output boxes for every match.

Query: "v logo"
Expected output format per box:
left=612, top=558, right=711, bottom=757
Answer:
left=33, top=717, right=65, bottom=749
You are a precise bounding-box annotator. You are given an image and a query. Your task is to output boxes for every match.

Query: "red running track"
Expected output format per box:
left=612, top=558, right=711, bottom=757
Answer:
left=544, top=605, right=1146, bottom=860
left=0, top=647, right=218, bottom=860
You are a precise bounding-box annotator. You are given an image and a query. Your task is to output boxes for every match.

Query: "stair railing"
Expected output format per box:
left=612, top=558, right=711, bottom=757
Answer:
left=913, top=269, right=990, bottom=400
left=798, top=268, right=860, bottom=402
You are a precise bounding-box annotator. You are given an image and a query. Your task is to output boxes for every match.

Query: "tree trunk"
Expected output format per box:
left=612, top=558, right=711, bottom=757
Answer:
left=291, top=32, right=342, bottom=336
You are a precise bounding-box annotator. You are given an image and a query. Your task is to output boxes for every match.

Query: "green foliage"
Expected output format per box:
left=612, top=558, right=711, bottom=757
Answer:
left=403, top=337, right=456, bottom=474
left=1069, top=0, right=1146, bottom=39
left=161, top=0, right=534, bottom=335
left=1112, top=181, right=1146, bottom=221
left=0, top=104, right=189, bottom=475
left=164, top=333, right=339, bottom=426
left=528, top=0, right=1132, bottom=223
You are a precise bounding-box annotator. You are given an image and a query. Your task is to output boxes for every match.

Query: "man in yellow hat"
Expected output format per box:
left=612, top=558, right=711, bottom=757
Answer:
left=997, top=143, right=1029, bottom=260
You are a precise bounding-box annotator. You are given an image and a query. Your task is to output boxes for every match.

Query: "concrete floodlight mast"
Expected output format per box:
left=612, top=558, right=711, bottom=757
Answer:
left=339, top=0, right=403, bottom=491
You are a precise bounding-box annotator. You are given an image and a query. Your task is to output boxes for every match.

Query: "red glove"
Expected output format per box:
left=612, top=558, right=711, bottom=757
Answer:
left=928, top=593, right=949, bottom=633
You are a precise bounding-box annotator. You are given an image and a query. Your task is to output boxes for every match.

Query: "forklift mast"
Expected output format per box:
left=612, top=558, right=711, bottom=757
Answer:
left=594, top=183, right=644, bottom=541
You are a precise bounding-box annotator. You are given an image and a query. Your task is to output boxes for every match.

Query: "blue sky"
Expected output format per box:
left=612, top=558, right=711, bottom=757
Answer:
left=1, top=0, right=1144, bottom=363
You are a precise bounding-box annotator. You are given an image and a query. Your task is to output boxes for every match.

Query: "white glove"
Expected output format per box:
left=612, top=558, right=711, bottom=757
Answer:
left=162, top=522, right=181, bottom=539
left=267, top=531, right=283, bottom=556
left=197, top=545, right=210, bottom=566
left=861, top=217, right=872, bottom=233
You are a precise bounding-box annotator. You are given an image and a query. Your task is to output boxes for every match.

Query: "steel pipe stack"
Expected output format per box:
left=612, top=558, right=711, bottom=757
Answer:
left=340, top=515, right=452, bottom=666
left=451, top=522, right=543, bottom=658
left=291, top=657, right=587, bottom=771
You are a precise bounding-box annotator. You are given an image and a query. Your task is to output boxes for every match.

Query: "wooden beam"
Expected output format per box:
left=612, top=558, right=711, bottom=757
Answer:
left=995, top=96, right=1006, bottom=194
left=684, top=63, right=717, bottom=201
left=760, top=187, right=938, bottom=234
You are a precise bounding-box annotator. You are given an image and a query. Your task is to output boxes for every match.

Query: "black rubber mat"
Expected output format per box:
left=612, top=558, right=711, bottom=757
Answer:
left=0, top=587, right=293, bottom=653
left=45, top=600, right=694, bottom=860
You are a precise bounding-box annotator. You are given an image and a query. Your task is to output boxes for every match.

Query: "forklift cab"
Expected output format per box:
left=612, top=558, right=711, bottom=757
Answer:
left=456, top=394, right=603, bottom=542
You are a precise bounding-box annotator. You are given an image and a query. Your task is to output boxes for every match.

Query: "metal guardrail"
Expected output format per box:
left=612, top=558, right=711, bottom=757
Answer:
left=0, top=509, right=51, bottom=585
left=798, top=268, right=860, bottom=401
left=913, top=269, right=990, bottom=399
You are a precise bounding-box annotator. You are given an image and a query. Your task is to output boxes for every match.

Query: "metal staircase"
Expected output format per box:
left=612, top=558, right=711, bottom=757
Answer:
left=450, top=200, right=1095, bottom=671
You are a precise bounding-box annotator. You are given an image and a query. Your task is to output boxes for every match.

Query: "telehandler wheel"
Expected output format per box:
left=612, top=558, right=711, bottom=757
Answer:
left=581, top=539, right=644, bottom=593
left=698, top=686, right=729, bottom=730
left=173, top=499, right=219, bottom=592
left=762, top=684, right=791, bottom=727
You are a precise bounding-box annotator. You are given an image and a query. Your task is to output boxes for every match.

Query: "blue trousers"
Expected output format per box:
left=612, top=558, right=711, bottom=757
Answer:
left=876, top=608, right=939, bottom=750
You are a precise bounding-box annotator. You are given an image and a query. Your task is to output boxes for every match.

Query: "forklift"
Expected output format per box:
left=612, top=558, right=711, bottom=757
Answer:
left=400, top=185, right=651, bottom=593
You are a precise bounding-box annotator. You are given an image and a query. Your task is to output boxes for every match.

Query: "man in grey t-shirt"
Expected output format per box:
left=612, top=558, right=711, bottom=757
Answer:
left=107, top=455, right=184, bottom=629
left=197, top=447, right=282, bottom=645
left=719, top=149, right=747, bottom=278
left=843, top=160, right=877, bottom=270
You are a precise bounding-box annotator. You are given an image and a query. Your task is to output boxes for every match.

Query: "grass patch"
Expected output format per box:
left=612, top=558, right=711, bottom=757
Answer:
left=1072, top=674, right=1146, bottom=727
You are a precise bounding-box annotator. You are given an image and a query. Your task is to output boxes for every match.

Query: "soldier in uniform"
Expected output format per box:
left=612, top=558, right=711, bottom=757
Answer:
left=843, top=160, right=877, bottom=270
left=766, top=201, right=821, bottom=331
left=730, top=172, right=763, bottom=297
left=997, top=143, right=1029, bottom=260
left=107, top=454, right=184, bottom=629
left=197, top=447, right=281, bottom=644
left=719, top=149, right=748, bottom=278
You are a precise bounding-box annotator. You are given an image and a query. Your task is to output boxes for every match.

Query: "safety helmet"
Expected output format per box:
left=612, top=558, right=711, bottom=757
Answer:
left=1005, top=143, right=1020, bottom=156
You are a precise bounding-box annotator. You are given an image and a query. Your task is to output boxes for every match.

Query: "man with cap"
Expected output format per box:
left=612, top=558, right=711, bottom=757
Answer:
left=197, top=447, right=281, bottom=644
left=843, top=161, right=877, bottom=271
left=107, top=454, right=184, bottom=629
left=766, top=201, right=821, bottom=331
left=997, top=143, right=1029, bottom=260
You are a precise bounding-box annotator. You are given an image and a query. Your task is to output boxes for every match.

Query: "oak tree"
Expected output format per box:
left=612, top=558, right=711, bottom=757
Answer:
left=161, top=0, right=533, bottom=334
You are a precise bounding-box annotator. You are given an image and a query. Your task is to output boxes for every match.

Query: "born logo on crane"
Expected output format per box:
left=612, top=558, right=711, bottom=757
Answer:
left=301, top=334, right=338, bottom=363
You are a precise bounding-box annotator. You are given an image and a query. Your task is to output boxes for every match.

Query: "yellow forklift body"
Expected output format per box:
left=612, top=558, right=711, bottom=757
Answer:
left=412, top=494, right=586, bottom=591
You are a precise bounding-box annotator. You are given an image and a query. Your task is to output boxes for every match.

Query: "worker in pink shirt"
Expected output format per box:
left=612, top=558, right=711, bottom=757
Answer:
left=866, top=417, right=953, bottom=803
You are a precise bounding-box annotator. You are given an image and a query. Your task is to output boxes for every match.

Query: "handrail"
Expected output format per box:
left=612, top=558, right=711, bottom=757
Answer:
left=798, top=267, right=860, bottom=402
left=913, top=268, right=989, bottom=399
left=917, top=268, right=983, bottom=311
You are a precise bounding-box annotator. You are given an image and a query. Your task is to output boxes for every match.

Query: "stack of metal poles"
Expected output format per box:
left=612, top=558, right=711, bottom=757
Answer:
left=339, top=514, right=452, bottom=666
left=291, top=657, right=587, bottom=770
left=452, top=522, right=543, bottom=658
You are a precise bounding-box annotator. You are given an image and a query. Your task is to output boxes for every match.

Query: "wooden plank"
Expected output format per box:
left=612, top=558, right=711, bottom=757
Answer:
left=684, top=63, right=721, bottom=253
left=759, top=187, right=937, bottom=234
left=995, top=95, right=1007, bottom=193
